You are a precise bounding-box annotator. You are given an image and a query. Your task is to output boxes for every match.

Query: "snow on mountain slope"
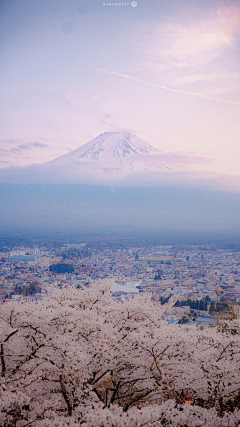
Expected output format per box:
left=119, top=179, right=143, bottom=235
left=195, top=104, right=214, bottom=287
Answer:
left=49, top=132, right=187, bottom=173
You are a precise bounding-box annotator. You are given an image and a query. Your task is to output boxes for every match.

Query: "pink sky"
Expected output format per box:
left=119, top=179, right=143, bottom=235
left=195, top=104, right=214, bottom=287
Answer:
left=0, top=0, right=240, bottom=179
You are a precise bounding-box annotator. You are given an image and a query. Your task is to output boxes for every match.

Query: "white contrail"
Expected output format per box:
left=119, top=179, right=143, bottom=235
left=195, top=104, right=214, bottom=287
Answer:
left=97, top=68, right=240, bottom=105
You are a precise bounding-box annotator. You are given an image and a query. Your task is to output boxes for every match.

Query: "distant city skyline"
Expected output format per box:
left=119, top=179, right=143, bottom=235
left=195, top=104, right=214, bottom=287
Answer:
left=1, top=0, right=240, bottom=178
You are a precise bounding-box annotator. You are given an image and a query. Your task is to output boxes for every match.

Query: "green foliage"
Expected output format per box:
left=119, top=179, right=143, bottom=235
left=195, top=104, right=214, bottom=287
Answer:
left=174, top=298, right=208, bottom=311
left=160, top=295, right=171, bottom=304
left=49, top=263, right=74, bottom=274
left=174, top=297, right=229, bottom=314
left=209, top=301, right=228, bottom=313
left=178, top=316, right=188, bottom=324
left=12, top=282, right=41, bottom=296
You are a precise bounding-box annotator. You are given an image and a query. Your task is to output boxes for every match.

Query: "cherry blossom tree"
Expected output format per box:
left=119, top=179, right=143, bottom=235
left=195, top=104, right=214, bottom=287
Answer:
left=1, top=279, right=240, bottom=426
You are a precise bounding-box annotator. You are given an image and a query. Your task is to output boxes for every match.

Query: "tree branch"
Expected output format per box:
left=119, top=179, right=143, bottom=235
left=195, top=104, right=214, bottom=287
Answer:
left=11, top=344, right=45, bottom=375
left=123, top=389, right=152, bottom=412
left=1, top=343, right=6, bottom=377
left=4, top=329, right=19, bottom=342
left=60, top=374, right=72, bottom=416
left=92, top=387, right=105, bottom=403
left=109, top=381, right=121, bottom=406
left=89, top=370, right=110, bottom=385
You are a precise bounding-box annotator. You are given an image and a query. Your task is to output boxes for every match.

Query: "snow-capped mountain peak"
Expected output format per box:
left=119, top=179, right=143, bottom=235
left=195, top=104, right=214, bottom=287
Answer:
left=49, top=131, right=187, bottom=173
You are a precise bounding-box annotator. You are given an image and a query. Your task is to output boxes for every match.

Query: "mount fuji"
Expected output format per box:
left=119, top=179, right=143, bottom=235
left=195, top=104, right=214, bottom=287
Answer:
left=49, top=131, right=187, bottom=173
left=2, top=132, right=240, bottom=234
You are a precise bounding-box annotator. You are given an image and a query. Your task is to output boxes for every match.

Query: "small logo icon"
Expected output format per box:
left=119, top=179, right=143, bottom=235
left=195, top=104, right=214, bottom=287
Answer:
left=131, top=1, right=137, bottom=6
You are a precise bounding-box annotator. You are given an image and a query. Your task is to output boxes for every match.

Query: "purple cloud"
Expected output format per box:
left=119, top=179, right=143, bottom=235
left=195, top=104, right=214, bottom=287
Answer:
left=18, top=142, right=49, bottom=150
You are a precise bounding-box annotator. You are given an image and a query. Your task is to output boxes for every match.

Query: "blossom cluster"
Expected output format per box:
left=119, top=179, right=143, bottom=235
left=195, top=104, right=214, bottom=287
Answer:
left=1, top=280, right=240, bottom=425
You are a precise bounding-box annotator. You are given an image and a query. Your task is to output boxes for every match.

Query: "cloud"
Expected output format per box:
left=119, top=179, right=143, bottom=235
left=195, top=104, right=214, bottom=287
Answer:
left=0, top=147, right=20, bottom=154
left=1, top=160, right=240, bottom=193
left=97, top=68, right=240, bottom=105
left=215, top=4, right=240, bottom=38
left=149, top=4, right=240, bottom=62
left=164, top=29, right=231, bottom=58
left=18, top=142, right=49, bottom=150
left=133, top=3, right=240, bottom=98
left=171, top=72, right=240, bottom=87
left=134, top=152, right=212, bottom=165
left=0, top=141, right=49, bottom=153
left=102, top=114, right=113, bottom=119
left=0, top=137, right=80, bottom=169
